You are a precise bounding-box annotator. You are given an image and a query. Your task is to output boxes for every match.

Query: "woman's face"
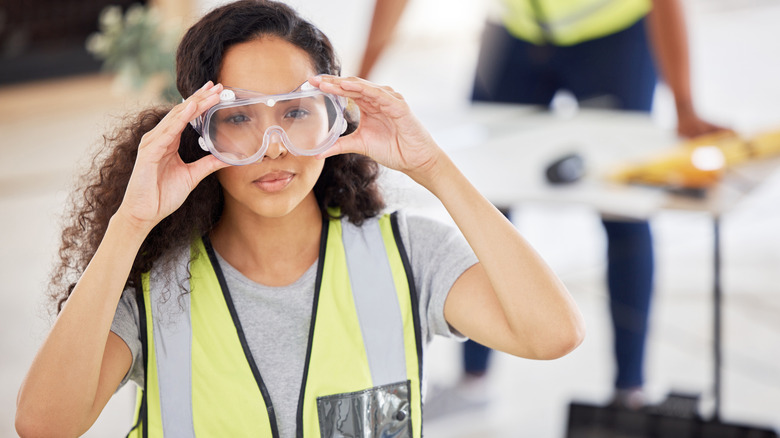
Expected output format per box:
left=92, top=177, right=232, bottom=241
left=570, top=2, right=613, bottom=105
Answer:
left=215, top=37, right=325, bottom=220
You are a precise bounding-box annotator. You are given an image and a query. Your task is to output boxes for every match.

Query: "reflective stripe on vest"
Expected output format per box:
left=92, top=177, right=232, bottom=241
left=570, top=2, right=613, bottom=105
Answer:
left=501, top=0, right=652, bottom=45
left=128, top=213, right=422, bottom=437
left=342, top=217, right=408, bottom=386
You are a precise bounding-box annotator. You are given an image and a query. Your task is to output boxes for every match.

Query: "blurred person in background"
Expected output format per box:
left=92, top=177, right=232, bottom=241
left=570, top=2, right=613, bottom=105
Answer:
left=360, top=0, right=728, bottom=418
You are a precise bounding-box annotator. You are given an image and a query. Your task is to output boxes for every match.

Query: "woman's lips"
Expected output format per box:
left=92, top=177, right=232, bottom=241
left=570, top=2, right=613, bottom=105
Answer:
left=253, top=171, right=294, bottom=192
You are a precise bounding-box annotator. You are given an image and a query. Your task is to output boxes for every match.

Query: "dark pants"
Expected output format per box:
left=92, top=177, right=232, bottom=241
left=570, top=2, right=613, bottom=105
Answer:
left=465, top=18, right=656, bottom=389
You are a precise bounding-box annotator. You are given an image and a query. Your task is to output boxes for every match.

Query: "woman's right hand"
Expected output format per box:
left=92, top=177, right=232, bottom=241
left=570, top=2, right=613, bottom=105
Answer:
left=116, top=81, right=229, bottom=232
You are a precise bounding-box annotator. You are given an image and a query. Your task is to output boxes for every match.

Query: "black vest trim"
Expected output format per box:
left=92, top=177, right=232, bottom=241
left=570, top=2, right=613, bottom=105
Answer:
left=202, top=235, right=280, bottom=438
left=389, top=212, right=423, bottom=388
left=295, top=216, right=329, bottom=438
left=128, top=280, right=148, bottom=438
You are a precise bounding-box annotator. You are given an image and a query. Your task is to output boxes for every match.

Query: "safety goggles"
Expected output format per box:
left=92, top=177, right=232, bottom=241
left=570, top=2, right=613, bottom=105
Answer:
left=190, top=81, right=356, bottom=166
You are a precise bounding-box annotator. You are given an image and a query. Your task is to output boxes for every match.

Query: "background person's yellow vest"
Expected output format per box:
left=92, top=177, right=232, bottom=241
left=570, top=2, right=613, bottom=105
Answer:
left=501, top=0, right=652, bottom=45
left=127, top=213, right=422, bottom=437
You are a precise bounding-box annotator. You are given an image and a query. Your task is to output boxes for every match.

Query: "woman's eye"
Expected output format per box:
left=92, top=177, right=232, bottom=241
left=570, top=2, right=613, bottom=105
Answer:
left=225, top=113, right=250, bottom=124
left=285, top=108, right=310, bottom=119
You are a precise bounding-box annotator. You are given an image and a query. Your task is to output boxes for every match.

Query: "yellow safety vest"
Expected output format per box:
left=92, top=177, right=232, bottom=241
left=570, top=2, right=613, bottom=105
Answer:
left=500, top=0, right=652, bottom=45
left=127, top=213, right=422, bottom=437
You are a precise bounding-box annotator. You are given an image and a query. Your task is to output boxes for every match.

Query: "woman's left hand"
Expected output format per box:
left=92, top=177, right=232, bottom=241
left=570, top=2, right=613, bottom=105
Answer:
left=308, top=75, right=443, bottom=184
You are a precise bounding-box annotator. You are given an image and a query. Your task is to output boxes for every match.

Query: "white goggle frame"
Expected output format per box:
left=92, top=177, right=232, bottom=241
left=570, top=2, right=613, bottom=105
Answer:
left=189, top=81, right=352, bottom=166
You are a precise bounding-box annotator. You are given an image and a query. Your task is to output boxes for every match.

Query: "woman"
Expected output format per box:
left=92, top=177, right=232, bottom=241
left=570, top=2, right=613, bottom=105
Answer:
left=15, top=1, right=584, bottom=437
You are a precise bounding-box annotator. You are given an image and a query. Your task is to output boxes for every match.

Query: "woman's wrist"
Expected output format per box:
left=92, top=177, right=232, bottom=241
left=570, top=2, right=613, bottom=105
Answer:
left=109, top=209, right=155, bottom=247
left=405, top=146, right=453, bottom=192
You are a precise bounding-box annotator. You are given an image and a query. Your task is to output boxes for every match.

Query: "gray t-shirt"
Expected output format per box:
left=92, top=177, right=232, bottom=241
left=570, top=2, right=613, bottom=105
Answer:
left=111, top=212, right=477, bottom=437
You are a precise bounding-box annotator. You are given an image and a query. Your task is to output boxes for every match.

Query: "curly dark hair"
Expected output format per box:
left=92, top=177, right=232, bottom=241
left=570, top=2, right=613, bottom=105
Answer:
left=50, top=0, right=384, bottom=312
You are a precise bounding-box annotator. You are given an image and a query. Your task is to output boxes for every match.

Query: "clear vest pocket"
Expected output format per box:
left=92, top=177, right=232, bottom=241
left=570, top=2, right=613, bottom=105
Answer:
left=317, top=380, right=412, bottom=438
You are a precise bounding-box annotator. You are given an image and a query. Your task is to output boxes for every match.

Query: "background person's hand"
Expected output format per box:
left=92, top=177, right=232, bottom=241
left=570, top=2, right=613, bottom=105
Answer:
left=676, top=105, right=732, bottom=138
left=116, top=81, right=228, bottom=231
left=309, top=75, right=445, bottom=185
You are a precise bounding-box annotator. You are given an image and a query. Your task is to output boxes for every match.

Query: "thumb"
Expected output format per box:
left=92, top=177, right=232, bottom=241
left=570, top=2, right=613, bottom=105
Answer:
left=188, top=155, right=229, bottom=186
left=317, top=136, right=367, bottom=159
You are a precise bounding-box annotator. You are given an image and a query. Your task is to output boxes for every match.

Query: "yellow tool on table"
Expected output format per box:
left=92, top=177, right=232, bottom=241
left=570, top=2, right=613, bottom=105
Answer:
left=609, top=129, right=780, bottom=190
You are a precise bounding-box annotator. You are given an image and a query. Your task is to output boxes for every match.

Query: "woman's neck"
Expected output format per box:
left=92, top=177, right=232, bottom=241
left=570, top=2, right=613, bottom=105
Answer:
left=209, top=195, right=323, bottom=287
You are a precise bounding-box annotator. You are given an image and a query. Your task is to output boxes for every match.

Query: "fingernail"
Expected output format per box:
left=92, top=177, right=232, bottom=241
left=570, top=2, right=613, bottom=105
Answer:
left=200, top=81, right=213, bottom=91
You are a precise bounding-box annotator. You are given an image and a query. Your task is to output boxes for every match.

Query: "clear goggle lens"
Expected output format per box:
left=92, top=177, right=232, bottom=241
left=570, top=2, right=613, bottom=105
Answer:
left=193, top=84, right=355, bottom=165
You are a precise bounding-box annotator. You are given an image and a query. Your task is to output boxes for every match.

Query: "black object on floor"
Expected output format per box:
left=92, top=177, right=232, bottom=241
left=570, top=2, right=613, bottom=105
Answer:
left=566, top=393, right=778, bottom=438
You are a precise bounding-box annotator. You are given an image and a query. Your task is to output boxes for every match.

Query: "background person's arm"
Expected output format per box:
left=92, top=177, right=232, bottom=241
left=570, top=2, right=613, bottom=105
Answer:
left=358, top=0, right=410, bottom=78
left=646, top=0, right=728, bottom=137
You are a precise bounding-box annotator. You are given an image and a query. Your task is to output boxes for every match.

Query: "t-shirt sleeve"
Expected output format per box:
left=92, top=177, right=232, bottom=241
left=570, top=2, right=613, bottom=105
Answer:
left=395, top=211, right=478, bottom=343
left=110, top=287, right=144, bottom=389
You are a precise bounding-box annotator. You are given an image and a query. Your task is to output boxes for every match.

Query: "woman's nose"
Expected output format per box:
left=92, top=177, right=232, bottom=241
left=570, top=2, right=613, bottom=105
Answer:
left=263, top=129, right=288, bottom=160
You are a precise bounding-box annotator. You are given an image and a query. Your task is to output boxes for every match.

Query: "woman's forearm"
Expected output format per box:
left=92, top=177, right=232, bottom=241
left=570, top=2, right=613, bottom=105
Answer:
left=16, top=214, right=147, bottom=437
left=413, top=153, right=585, bottom=358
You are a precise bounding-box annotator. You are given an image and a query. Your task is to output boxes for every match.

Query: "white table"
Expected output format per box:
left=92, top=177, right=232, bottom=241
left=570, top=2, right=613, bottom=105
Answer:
left=431, top=104, right=779, bottom=218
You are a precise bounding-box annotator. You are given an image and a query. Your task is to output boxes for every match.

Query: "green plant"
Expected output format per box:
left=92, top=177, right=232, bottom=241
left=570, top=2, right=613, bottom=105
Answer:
left=86, top=4, right=180, bottom=102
